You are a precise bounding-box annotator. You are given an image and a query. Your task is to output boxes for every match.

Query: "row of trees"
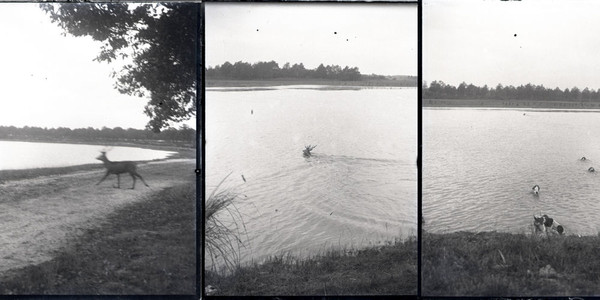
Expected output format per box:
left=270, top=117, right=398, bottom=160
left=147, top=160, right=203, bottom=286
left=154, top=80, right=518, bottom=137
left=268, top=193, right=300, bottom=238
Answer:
left=206, top=61, right=362, bottom=81
left=424, top=81, right=600, bottom=102
left=0, top=125, right=195, bottom=145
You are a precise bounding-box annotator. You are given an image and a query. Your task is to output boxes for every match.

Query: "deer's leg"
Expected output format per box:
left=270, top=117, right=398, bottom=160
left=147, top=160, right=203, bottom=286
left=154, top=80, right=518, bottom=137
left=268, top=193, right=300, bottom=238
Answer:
left=96, top=171, right=110, bottom=185
left=113, top=174, right=121, bottom=188
left=135, top=173, right=150, bottom=187
left=130, top=172, right=136, bottom=189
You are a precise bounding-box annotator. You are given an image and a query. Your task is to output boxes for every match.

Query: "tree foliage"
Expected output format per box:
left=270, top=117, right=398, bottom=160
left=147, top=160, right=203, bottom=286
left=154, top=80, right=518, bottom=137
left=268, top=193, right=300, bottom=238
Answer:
left=424, top=81, right=600, bottom=102
left=40, top=3, right=198, bottom=132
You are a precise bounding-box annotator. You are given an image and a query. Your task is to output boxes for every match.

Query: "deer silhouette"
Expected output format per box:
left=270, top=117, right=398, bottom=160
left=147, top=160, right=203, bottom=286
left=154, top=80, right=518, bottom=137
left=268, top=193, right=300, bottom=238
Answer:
left=96, top=151, right=149, bottom=189
left=303, top=145, right=317, bottom=158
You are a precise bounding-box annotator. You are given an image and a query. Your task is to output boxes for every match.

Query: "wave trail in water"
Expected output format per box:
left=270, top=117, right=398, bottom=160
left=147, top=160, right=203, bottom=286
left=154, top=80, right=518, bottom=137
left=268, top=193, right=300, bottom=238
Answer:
left=206, top=88, right=417, bottom=267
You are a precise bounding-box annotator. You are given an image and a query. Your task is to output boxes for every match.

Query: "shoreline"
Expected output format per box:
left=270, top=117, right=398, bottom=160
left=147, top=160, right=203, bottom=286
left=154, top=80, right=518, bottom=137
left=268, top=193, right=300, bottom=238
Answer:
left=0, top=137, right=195, bottom=153
left=0, top=140, right=195, bottom=182
left=424, top=98, right=600, bottom=110
left=205, top=236, right=417, bottom=296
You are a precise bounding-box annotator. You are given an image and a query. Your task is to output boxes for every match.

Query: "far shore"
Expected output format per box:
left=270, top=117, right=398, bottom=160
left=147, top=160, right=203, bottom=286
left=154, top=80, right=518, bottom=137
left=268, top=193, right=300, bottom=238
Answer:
left=206, top=78, right=417, bottom=88
left=424, top=98, right=600, bottom=110
left=0, top=139, right=195, bottom=182
left=0, top=136, right=195, bottom=153
left=0, top=137, right=196, bottom=157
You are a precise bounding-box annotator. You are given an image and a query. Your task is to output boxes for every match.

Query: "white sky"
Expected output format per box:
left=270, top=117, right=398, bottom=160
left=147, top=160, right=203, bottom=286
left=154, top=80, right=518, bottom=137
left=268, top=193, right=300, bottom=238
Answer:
left=205, top=2, right=417, bottom=76
left=425, top=0, right=600, bottom=90
left=0, top=3, right=194, bottom=130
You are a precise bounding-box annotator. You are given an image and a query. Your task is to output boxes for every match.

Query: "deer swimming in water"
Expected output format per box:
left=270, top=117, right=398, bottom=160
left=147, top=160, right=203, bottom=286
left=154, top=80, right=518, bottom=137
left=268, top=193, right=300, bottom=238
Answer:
left=96, top=151, right=149, bottom=189
left=532, top=184, right=540, bottom=195
left=303, top=145, right=317, bottom=158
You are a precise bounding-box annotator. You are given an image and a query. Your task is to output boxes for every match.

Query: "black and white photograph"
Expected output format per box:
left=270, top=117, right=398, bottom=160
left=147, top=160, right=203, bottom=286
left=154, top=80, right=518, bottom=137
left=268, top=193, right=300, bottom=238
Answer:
left=423, top=0, right=600, bottom=296
left=0, top=3, right=197, bottom=294
left=204, top=2, right=417, bottom=296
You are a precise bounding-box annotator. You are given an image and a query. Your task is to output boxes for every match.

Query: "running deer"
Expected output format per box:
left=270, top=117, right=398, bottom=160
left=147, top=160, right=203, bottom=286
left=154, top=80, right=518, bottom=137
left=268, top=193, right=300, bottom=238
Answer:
left=96, top=151, right=149, bottom=189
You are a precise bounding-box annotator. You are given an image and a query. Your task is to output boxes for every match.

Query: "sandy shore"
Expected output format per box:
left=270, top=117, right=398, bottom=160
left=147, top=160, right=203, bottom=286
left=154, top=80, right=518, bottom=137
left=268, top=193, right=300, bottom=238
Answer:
left=0, top=159, right=194, bottom=275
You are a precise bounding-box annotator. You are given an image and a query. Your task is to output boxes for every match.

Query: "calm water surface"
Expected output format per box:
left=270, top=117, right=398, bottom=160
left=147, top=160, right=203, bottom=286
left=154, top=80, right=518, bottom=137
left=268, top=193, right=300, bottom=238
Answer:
left=424, top=107, right=600, bottom=236
left=206, top=86, right=417, bottom=266
left=0, top=141, right=176, bottom=170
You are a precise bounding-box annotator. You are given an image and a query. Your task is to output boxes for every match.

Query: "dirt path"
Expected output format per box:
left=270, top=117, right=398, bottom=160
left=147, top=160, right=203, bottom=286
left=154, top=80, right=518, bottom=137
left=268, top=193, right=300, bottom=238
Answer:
left=0, top=159, right=195, bottom=274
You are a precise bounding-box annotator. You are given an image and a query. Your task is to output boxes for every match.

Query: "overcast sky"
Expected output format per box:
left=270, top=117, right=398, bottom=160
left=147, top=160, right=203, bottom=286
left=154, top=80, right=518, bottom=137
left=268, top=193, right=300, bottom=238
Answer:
left=205, top=2, right=417, bottom=76
left=425, top=0, right=600, bottom=90
left=0, top=4, right=194, bottom=130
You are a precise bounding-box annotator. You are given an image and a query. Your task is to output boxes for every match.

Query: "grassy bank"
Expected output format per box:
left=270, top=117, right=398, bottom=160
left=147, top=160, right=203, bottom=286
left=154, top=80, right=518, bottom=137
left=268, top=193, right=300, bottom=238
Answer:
left=205, top=237, right=417, bottom=296
left=206, top=78, right=416, bottom=88
left=424, top=98, right=600, bottom=110
left=422, top=231, right=600, bottom=296
left=0, top=181, right=196, bottom=295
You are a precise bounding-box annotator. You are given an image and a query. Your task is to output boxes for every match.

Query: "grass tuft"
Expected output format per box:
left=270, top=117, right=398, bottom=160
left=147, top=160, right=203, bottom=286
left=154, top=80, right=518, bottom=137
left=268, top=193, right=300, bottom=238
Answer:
left=205, top=173, right=248, bottom=275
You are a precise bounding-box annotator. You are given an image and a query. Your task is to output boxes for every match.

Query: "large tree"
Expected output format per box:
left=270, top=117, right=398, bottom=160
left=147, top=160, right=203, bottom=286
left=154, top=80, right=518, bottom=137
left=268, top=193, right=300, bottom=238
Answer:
left=40, top=3, right=198, bottom=132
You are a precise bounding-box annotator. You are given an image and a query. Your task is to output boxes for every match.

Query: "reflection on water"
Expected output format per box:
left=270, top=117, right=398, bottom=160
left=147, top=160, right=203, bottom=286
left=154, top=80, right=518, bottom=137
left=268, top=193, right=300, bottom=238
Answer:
left=424, top=108, right=600, bottom=236
left=206, top=87, right=417, bottom=265
left=0, top=141, right=176, bottom=171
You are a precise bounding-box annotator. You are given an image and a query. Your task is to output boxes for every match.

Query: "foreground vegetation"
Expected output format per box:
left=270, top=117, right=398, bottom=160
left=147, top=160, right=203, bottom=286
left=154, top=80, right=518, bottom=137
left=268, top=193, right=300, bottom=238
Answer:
left=205, top=179, right=416, bottom=296
left=423, top=231, right=600, bottom=296
left=205, top=237, right=417, bottom=296
left=0, top=182, right=196, bottom=294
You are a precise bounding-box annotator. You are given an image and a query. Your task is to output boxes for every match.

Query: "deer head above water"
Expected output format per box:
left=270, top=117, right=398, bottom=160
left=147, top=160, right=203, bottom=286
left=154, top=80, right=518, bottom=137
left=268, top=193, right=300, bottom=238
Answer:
left=303, top=145, right=317, bottom=158
left=96, top=151, right=149, bottom=189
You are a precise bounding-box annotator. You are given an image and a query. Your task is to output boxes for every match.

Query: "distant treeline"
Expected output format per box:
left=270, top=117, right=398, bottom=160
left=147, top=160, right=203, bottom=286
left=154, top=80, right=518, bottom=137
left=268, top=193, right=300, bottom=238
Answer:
left=207, top=60, right=363, bottom=81
left=424, top=81, right=600, bottom=101
left=0, top=125, right=195, bottom=146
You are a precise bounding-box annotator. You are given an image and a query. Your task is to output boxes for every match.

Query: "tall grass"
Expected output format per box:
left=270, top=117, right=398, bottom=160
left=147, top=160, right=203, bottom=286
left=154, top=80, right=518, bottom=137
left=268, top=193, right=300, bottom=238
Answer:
left=205, top=173, right=248, bottom=274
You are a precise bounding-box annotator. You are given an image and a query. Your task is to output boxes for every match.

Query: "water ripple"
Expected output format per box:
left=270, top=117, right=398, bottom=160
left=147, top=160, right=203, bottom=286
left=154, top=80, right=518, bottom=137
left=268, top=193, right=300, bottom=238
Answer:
left=425, top=108, right=600, bottom=236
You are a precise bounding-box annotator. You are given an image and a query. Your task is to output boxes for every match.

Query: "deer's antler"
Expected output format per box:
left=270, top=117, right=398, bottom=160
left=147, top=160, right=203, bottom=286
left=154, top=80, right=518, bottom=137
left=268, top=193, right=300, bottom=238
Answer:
left=100, top=146, right=114, bottom=153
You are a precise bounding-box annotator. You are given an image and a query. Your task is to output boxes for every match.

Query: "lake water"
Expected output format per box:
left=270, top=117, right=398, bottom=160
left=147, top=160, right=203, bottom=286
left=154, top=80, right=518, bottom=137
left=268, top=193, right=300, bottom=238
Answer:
left=424, top=107, right=600, bottom=236
left=206, top=86, right=417, bottom=266
left=0, top=141, right=176, bottom=171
